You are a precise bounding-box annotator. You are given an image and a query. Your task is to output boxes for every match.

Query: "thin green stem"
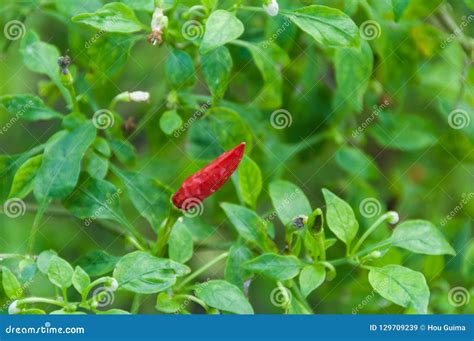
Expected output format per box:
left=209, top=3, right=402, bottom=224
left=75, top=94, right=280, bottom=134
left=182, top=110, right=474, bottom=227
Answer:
left=174, top=294, right=208, bottom=311
left=176, top=252, right=229, bottom=291
left=61, top=288, right=69, bottom=304
left=289, top=280, right=314, bottom=313
left=155, top=209, right=181, bottom=256
left=351, top=213, right=392, bottom=256
left=131, top=294, right=142, bottom=314
left=17, top=297, right=66, bottom=308
left=82, top=277, right=112, bottom=303
left=27, top=201, right=48, bottom=254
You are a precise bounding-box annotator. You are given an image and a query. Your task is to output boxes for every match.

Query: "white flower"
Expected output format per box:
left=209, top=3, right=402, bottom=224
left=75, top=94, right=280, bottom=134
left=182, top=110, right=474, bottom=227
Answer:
left=151, top=7, right=168, bottom=31
left=108, top=278, right=119, bottom=292
left=263, top=0, right=279, bottom=17
left=387, top=211, right=399, bottom=224
left=8, top=300, right=20, bottom=314
left=129, top=91, right=150, bottom=102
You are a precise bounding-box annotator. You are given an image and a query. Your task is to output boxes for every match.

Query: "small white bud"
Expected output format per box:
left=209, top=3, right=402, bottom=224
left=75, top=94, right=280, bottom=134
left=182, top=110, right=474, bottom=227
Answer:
left=108, top=278, right=119, bottom=292
left=387, top=211, right=399, bottom=224
left=263, top=0, right=279, bottom=17
left=151, top=7, right=168, bottom=31
left=129, top=91, right=150, bottom=102
left=370, top=251, right=382, bottom=258
left=8, top=300, right=20, bottom=315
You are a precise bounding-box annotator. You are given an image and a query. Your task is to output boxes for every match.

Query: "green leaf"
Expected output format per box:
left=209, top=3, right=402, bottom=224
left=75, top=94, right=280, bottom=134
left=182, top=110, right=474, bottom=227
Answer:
left=63, top=176, right=126, bottom=226
left=334, top=41, right=373, bottom=113
left=34, top=123, right=97, bottom=202
left=269, top=180, right=312, bottom=225
left=111, top=166, right=172, bottom=232
left=232, top=40, right=282, bottom=109
left=200, top=10, right=244, bottom=53
left=72, top=3, right=144, bottom=33
left=120, top=0, right=174, bottom=11
left=392, top=0, right=410, bottom=21
left=2, top=267, right=23, bottom=299
left=84, top=152, right=109, bottom=180
left=169, top=219, right=194, bottom=263
left=238, top=156, right=262, bottom=208
left=36, top=250, right=57, bottom=274
left=225, top=243, right=253, bottom=288
left=284, top=5, right=360, bottom=48
left=113, top=251, right=190, bottom=294
left=335, top=146, right=379, bottom=180
left=370, top=112, right=436, bottom=151
left=0, top=94, right=62, bottom=121
left=389, top=220, right=456, bottom=256
left=195, top=280, right=254, bottom=314
left=20, top=31, right=71, bottom=105
left=368, top=265, right=429, bottom=313
left=9, top=155, right=42, bottom=199
left=47, top=255, right=74, bottom=289
left=243, top=253, right=303, bottom=281
left=208, top=107, right=253, bottom=151
left=165, top=49, right=196, bottom=89
left=72, top=266, right=90, bottom=295
left=201, top=46, right=233, bottom=102
left=155, top=292, right=184, bottom=313
left=220, top=203, right=268, bottom=250
left=299, top=264, right=325, bottom=297
left=322, top=188, right=359, bottom=246
left=109, top=139, right=136, bottom=165
left=75, top=250, right=119, bottom=277
left=160, top=110, right=183, bottom=135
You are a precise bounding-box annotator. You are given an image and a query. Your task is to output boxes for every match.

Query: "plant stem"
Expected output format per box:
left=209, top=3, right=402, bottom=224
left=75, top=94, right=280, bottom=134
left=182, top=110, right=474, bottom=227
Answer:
left=155, top=209, right=181, bottom=256
left=131, top=294, right=142, bottom=314
left=289, top=280, right=314, bottom=313
left=27, top=201, right=48, bottom=254
left=351, top=213, right=392, bottom=256
left=82, top=277, right=112, bottom=304
left=17, top=297, right=66, bottom=308
left=176, top=252, right=229, bottom=291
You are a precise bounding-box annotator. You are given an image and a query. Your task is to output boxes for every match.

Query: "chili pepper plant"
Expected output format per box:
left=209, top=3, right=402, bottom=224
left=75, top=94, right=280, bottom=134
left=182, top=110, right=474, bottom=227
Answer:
left=0, top=0, right=473, bottom=315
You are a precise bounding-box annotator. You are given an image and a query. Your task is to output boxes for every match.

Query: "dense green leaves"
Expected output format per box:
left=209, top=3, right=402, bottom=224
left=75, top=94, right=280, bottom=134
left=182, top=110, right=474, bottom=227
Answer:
left=34, top=123, right=96, bottom=202
left=165, top=49, right=196, bottom=89
left=243, top=253, right=303, bottom=281
left=0, top=95, right=62, bottom=121
left=200, top=10, right=244, bottom=53
left=48, top=256, right=74, bottom=289
left=285, top=5, right=360, bottom=48
left=269, top=180, right=312, bottom=225
left=113, top=251, right=189, bottom=294
left=195, top=280, right=254, bottom=314
left=368, top=265, right=429, bottom=313
left=389, top=220, right=456, bottom=256
left=72, top=3, right=145, bottom=33
left=201, top=47, right=233, bottom=102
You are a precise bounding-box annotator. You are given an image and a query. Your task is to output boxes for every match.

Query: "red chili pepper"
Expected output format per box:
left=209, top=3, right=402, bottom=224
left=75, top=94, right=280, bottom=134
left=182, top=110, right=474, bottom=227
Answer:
left=172, top=142, right=246, bottom=210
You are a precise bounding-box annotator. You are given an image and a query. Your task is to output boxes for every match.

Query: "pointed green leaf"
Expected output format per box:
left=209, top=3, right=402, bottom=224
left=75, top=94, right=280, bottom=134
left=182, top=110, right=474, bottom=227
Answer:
left=201, top=46, right=233, bottom=102
left=0, top=94, right=62, bottom=121
left=72, top=266, right=91, bottom=295
left=238, top=156, right=262, bottom=208
left=200, top=10, right=244, bottom=53
left=243, top=253, right=303, bottom=281
left=48, top=255, right=74, bottom=289
left=269, top=180, right=312, bottom=225
left=195, top=280, right=254, bottom=314
left=299, top=264, right=325, bottom=297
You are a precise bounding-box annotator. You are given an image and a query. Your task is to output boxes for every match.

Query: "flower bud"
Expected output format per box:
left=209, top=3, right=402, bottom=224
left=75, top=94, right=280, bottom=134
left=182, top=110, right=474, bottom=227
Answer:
left=108, top=278, right=119, bottom=292
left=370, top=250, right=382, bottom=258
left=291, top=215, right=308, bottom=229
left=129, top=91, right=150, bottom=102
left=263, top=0, right=279, bottom=16
left=386, top=211, right=399, bottom=224
left=8, top=300, right=20, bottom=315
